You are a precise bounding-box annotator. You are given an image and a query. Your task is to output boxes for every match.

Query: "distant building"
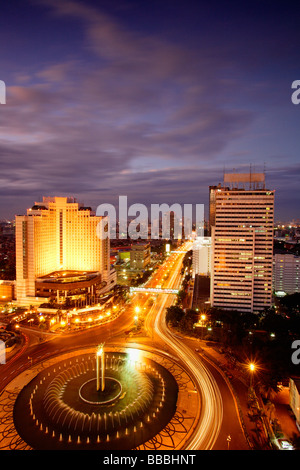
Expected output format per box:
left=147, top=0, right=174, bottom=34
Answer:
left=273, top=253, right=300, bottom=295
left=289, top=377, right=300, bottom=431
left=0, top=280, right=15, bottom=302
left=130, top=243, right=151, bottom=270
left=15, top=196, right=115, bottom=305
left=210, top=172, right=274, bottom=312
left=192, top=237, right=212, bottom=277
left=0, top=221, right=15, bottom=236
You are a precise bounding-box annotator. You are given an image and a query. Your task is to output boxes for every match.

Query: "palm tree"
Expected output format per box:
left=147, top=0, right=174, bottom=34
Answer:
left=265, top=400, right=276, bottom=421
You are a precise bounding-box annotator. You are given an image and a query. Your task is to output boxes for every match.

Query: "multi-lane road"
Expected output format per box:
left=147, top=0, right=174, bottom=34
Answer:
left=143, top=242, right=249, bottom=450
left=150, top=249, right=224, bottom=450
left=0, top=241, right=250, bottom=450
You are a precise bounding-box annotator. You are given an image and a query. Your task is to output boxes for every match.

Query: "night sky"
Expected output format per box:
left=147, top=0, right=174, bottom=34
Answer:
left=0, top=0, right=300, bottom=222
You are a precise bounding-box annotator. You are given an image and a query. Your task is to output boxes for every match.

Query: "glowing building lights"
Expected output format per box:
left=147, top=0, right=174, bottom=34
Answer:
left=210, top=174, right=274, bottom=313
left=15, top=196, right=113, bottom=305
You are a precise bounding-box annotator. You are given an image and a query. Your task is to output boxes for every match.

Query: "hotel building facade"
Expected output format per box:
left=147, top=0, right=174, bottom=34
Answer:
left=15, top=197, right=115, bottom=305
left=210, top=173, right=274, bottom=312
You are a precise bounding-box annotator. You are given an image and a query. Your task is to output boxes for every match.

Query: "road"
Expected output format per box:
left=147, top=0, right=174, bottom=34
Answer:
left=0, top=241, right=249, bottom=450
left=144, top=243, right=224, bottom=449
left=130, top=242, right=248, bottom=449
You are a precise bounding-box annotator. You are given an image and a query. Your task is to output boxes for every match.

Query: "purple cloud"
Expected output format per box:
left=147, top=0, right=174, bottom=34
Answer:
left=0, top=0, right=299, bottom=221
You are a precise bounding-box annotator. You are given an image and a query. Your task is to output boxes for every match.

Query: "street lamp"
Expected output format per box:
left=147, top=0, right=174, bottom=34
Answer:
left=199, top=314, right=206, bottom=340
left=249, top=362, right=255, bottom=388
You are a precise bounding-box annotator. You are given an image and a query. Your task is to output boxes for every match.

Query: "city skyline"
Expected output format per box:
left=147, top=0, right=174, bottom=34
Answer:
left=0, top=0, right=300, bottom=221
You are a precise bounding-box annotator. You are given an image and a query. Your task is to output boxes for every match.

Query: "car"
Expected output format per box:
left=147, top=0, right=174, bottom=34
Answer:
left=278, top=439, right=294, bottom=450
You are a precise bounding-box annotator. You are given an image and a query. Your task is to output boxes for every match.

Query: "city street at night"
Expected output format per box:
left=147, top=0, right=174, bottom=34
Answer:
left=1, top=242, right=249, bottom=451
left=1, top=0, right=300, bottom=461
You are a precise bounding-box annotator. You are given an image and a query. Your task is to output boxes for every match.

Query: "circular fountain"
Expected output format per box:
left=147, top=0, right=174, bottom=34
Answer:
left=13, top=347, right=178, bottom=450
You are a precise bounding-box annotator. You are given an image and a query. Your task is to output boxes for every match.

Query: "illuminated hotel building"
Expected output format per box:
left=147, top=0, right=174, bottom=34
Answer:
left=210, top=173, right=274, bottom=312
left=15, top=197, right=115, bottom=305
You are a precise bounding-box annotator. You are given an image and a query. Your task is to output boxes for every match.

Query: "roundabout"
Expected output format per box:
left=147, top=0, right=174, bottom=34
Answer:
left=10, top=346, right=197, bottom=450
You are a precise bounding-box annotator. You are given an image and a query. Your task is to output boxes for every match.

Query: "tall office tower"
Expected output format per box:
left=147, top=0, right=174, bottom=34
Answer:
left=15, top=197, right=114, bottom=305
left=209, top=184, right=229, bottom=235
left=273, top=253, right=300, bottom=295
left=210, top=173, right=274, bottom=313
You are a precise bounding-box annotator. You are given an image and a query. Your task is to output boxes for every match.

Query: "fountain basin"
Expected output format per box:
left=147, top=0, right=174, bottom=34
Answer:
left=79, top=377, right=122, bottom=405
left=13, top=351, right=178, bottom=450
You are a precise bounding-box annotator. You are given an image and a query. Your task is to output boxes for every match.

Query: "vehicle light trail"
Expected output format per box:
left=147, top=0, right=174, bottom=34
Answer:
left=145, top=241, right=223, bottom=449
left=155, top=305, right=223, bottom=449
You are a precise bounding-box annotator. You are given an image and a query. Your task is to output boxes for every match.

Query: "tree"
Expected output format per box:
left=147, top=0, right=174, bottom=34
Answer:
left=165, top=305, right=185, bottom=325
left=178, top=312, right=194, bottom=333
left=260, top=311, right=288, bottom=336
left=279, top=293, right=300, bottom=313
left=265, top=400, right=276, bottom=421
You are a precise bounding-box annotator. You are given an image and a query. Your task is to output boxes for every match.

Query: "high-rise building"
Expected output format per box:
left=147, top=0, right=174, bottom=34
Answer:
left=210, top=173, right=274, bottom=312
left=15, top=197, right=115, bottom=305
left=209, top=184, right=229, bottom=235
left=273, top=253, right=300, bottom=295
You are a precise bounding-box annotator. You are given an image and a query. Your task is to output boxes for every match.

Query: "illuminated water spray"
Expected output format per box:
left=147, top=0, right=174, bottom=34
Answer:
left=96, top=343, right=105, bottom=392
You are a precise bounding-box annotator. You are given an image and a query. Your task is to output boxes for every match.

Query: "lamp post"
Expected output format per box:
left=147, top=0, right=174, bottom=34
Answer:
left=249, top=362, right=255, bottom=388
left=201, top=314, right=206, bottom=340
left=96, top=344, right=105, bottom=392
